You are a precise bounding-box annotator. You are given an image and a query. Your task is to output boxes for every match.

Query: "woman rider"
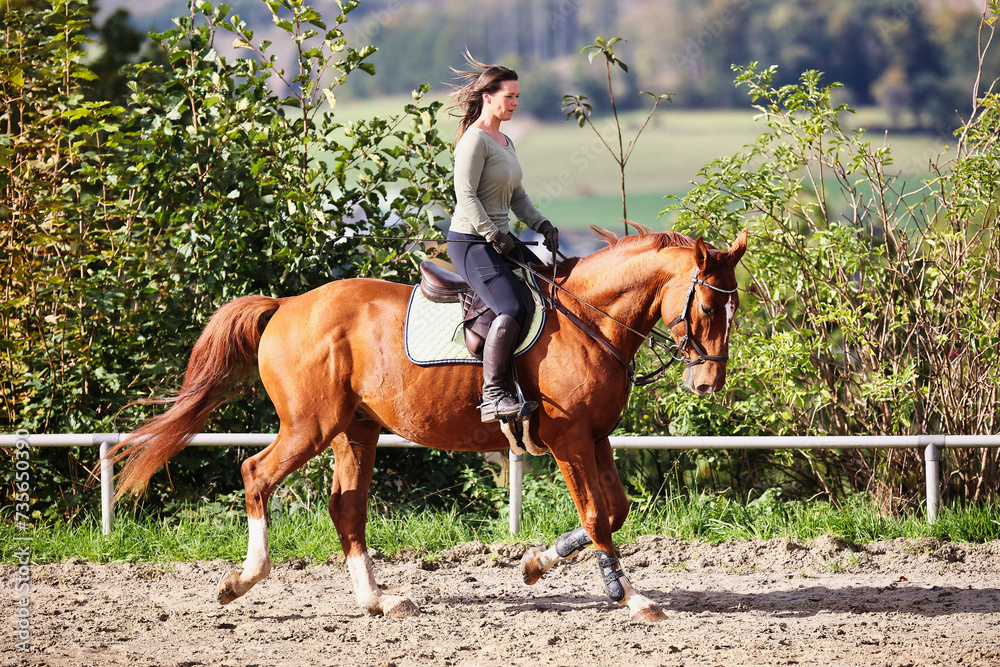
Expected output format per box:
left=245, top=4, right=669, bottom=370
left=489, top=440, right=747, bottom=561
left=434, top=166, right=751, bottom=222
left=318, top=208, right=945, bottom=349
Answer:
left=448, top=56, right=560, bottom=423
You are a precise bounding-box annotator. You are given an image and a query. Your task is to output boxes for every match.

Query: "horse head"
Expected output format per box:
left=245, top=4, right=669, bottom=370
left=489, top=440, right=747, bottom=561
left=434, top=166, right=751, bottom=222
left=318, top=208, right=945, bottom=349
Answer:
left=663, top=230, right=748, bottom=395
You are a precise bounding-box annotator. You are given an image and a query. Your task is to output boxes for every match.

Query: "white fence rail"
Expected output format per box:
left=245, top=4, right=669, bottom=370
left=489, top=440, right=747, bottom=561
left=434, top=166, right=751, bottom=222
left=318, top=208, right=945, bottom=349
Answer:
left=5, top=432, right=1000, bottom=536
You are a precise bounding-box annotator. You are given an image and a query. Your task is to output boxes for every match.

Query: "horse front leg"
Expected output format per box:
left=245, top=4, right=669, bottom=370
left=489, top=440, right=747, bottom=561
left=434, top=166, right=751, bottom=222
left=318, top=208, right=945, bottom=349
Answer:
left=594, top=540, right=667, bottom=622
left=522, top=436, right=630, bottom=583
left=523, top=529, right=668, bottom=622
left=520, top=526, right=593, bottom=584
left=548, top=435, right=668, bottom=622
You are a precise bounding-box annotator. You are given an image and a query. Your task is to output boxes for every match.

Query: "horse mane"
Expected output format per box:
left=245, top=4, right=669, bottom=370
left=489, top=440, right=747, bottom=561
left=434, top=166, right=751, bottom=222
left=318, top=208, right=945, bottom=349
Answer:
left=532, top=222, right=708, bottom=280
left=589, top=221, right=711, bottom=252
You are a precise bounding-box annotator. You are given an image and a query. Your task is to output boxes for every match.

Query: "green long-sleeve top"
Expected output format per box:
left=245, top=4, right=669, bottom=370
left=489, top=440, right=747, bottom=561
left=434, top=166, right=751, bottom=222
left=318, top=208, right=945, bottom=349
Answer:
left=449, top=126, right=549, bottom=242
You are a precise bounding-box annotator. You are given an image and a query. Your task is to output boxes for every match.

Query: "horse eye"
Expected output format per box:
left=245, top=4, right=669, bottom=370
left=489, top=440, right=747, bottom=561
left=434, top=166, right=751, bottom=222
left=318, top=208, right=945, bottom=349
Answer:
left=700, top=305, right=714, bottom=317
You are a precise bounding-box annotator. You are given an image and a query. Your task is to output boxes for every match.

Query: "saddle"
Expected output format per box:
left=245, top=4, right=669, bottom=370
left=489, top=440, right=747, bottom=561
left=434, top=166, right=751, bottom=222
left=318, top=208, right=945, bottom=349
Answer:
left=418, top=261, right=536, bottom=359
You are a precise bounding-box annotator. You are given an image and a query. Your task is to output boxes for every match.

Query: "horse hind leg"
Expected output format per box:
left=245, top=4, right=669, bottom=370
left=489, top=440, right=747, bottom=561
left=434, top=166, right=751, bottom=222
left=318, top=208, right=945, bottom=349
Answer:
left=217, top=515, right=269, bottom=605
left=217, top=426, right=331, bottom=605
left=328, top=420, right=419, bottom=618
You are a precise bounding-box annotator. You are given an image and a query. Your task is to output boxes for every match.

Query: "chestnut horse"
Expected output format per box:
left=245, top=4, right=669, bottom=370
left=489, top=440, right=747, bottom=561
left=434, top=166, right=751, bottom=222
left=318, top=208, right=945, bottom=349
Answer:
left=111, top=225, right=748, bottom=622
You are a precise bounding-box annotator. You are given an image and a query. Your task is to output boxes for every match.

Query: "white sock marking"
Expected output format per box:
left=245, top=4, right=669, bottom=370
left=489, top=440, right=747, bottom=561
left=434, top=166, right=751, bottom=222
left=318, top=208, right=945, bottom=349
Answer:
left=347, top=554, right=382, bottom=611
left=242, top=517, right=270, bottom=579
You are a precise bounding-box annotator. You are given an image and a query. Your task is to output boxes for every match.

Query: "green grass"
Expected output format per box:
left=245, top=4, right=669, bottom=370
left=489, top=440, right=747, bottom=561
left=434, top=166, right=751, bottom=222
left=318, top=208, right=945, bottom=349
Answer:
left=4, top=493, right=999, bottom=564
left=623, top=494, right=1000, bottom=545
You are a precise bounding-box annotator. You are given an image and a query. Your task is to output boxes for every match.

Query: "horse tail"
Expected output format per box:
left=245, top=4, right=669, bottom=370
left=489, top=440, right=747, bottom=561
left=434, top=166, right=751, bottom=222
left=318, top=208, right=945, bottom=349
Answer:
left=111, top=295, right=283, bottom=501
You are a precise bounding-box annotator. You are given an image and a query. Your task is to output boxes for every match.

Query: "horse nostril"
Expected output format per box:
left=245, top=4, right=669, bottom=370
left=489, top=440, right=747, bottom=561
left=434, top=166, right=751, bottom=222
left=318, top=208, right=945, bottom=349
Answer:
left=696, top=384, right=714, bottom=394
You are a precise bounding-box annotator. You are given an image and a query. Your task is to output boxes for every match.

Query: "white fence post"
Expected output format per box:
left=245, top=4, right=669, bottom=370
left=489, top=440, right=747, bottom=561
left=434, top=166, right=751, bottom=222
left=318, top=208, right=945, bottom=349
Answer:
left=924, top=441, right=941, bottom=523
left=509, top=451, right=523, bottom=535
left=96, top=434, right=117, bottom=536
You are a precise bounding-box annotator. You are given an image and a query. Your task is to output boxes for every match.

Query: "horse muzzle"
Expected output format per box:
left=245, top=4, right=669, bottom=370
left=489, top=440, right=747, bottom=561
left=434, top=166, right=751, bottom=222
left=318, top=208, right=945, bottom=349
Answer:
left=683, top=360, right=727, bottom=395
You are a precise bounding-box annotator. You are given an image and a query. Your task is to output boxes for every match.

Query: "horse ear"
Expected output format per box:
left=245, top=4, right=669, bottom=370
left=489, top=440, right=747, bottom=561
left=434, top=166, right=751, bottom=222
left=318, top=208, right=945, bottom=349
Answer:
left=725, top=229, right=748, bottom=267
left=693, top=236, right=710, bottom=271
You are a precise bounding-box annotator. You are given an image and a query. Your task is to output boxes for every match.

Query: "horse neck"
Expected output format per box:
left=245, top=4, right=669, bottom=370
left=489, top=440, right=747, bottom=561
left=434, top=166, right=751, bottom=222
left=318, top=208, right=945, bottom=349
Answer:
left=561, top=245, right=691, bottom=358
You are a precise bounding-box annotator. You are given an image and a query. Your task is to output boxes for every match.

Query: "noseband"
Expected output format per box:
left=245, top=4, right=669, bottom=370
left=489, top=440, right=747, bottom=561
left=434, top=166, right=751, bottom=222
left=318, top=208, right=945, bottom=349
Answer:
left=666, top=266, right=739, bottom=369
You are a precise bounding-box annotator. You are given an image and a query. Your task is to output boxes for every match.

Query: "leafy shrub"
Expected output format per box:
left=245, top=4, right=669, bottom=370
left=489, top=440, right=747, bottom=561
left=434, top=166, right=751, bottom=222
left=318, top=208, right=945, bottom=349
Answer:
left=2, top=0, right=452, bottom=517
left=659, top=51, right=1000, bottom=509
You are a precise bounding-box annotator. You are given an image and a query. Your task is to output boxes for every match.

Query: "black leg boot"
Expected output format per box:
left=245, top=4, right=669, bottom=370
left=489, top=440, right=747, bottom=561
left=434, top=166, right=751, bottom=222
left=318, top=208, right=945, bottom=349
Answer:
left=480, top=314, right=532, bottom=422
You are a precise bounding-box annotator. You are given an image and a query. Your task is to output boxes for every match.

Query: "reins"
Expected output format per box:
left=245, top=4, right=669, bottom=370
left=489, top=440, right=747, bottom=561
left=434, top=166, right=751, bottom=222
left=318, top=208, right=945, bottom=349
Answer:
left=505, top=253, right=737, bottom=387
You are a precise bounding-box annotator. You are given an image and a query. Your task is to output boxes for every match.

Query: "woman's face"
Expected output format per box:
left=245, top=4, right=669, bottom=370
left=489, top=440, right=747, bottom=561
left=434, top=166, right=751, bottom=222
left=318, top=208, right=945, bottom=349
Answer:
left=483, top=79, right=519, bottom=122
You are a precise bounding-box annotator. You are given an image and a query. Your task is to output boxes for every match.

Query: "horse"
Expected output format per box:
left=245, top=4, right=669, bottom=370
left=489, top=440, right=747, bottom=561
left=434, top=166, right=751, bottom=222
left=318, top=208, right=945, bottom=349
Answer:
left=110, top=224, right=748, bottom=622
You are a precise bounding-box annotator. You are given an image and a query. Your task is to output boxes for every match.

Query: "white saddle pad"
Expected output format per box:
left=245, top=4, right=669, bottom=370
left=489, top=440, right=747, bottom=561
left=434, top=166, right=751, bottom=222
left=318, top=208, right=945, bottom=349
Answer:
left=404, top=278, right=546, bottom=366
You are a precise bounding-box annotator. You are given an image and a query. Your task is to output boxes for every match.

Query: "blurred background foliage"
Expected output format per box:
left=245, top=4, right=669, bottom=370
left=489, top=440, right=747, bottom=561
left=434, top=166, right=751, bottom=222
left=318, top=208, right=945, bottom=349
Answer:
left=2, top=0, right=454, bottom=519
left=89, top=0, right=999, bottom=130
left=3, top=0, right=999, bottom=524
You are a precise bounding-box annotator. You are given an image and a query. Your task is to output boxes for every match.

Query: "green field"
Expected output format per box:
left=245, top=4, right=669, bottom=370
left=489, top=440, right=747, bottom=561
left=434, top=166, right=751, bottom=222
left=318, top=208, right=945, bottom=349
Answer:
left=537, top=193, right=672, bottom=232
left=332, top=95, right=954, bottom=232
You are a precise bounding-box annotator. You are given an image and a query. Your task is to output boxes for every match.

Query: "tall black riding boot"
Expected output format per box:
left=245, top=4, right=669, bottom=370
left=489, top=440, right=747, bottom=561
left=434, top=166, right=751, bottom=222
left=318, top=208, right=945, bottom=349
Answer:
left=480, top=314, right=535, bottom=422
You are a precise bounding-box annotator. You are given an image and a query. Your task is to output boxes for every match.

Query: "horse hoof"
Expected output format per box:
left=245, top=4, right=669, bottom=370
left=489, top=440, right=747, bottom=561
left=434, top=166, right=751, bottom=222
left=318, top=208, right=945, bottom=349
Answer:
left=217, top=570, right=242, bottom=605
left=382, top=596, right=420, bottom=618
left=630, top=604, right=668, bottom=622
left=520, top=546, right=546, bottom=585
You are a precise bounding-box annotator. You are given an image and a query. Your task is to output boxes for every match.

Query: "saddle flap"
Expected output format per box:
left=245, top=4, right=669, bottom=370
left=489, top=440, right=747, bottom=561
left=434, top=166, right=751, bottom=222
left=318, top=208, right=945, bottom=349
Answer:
left=461, top=291, right=494, bottom=359
left=419, top=262, right=469, bottom=303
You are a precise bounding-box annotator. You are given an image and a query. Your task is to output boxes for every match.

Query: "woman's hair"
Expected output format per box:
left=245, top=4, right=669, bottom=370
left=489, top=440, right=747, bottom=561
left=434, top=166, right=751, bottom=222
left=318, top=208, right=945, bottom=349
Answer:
left=449, top=51, right=518, bottom=140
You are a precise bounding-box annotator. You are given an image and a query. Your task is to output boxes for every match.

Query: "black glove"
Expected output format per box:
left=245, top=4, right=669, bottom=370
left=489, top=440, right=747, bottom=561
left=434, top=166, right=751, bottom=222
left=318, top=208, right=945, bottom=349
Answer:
left=538, top=220, right=559, bottom=254
left=492, top=232, right=516, bottom=255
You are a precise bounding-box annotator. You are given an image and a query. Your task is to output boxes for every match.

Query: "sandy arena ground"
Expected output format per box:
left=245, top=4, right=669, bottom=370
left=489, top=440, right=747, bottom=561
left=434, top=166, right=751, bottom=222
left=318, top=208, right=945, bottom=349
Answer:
left=4, top=536, right=1000, bottom=666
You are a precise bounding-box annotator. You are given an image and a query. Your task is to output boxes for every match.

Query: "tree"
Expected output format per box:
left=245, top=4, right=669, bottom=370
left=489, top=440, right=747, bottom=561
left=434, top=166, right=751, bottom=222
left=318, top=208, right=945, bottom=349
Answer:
left=562, top=36, right=671, bottom=232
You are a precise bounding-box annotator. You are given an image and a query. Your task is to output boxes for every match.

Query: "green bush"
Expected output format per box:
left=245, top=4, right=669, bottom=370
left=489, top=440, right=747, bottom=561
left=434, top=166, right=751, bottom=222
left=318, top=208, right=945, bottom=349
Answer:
left=2, top=0, right=452, bottom=517
left=656, top=55, right=1000, bottom=509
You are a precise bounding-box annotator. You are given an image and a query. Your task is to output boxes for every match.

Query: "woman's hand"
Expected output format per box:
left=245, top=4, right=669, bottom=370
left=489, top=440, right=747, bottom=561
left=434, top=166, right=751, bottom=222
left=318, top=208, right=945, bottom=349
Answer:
left=492, top=232, right=516, bottom=255
left=538, top=220, right=559, bottom=254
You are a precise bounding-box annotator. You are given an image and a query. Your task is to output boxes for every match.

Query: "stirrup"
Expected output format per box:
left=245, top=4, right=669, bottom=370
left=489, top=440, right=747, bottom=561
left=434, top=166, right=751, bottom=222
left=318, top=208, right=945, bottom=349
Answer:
left=480, top=396, right=523, bottom=423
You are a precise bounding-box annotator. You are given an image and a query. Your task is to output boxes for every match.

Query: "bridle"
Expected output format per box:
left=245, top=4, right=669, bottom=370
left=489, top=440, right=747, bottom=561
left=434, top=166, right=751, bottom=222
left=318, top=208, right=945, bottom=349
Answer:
left=625, top=266, right=738, bottom=386
left=507, top=254, right=738, bottom=387
left=667, top=266, right=739, bottom=368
